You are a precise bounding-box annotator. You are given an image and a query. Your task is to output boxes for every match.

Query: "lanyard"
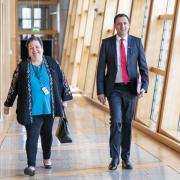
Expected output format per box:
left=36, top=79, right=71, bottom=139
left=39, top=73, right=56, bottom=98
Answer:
left=31, top=63, right=50, bottom=96
left=31, top=63, right=44, bottom=87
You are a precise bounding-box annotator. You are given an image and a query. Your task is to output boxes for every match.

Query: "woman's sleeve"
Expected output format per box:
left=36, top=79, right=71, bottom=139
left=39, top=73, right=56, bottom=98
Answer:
left=61, top=69, right=73, bottom=101
left=4, top=65, right=19, bottom=107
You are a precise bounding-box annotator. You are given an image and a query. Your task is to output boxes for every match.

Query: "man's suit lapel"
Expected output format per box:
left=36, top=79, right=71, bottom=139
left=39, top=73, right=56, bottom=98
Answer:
left=111, top=35, right=117, bottom=67
left=127, top=35, right=132, bottom=65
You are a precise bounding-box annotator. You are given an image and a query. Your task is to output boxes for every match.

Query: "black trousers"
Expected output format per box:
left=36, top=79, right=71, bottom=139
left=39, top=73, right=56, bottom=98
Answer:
left=25, top=114, right=54, bottom=167
left=107, top=83, right=136, bottom=161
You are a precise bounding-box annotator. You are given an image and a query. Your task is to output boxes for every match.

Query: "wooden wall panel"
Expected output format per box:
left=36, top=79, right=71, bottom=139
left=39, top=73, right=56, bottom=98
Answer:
left=63, top=0, right=78, bottom=79
left=61, top=0, right=74, bottom=68
left=67, top=0, right=83, bottom=84
left=130, top=0, right=146, bottom=37
left=2, top=0, right=10, bottom=105
left=10, top=0, right=17, bottom=75
left=71, top=0, right=90, bottom=87
left=77, top=0, right=95, bottom=91
left=1, top=0, right=15, bottom=117
left=92, top=0, right=119, bottom=101
left=101, top=0, right=118, bottom=39
left=117, top=0, right=132, bottom=17
left=84, top=0, right=106, bottom=98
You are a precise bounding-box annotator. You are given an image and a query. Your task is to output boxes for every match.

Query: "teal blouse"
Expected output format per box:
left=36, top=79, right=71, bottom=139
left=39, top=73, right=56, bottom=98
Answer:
left=30, top=63, right=51, bottom=115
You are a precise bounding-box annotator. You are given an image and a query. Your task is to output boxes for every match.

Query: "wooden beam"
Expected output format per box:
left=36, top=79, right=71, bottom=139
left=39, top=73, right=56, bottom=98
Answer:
left=133, top=121, right=180, bottom=152
left=158, top=14, right=174, bottom=20
left=149, top=67, right=165, bottom=76
left=18, top=30, right=58, bottom=35
left=18, top=0, right=58, bottom=5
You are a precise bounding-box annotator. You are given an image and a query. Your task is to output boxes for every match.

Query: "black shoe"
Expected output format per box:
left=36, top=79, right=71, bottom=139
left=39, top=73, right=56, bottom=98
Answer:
left=24, top=166, right=35, bottom=176
left=44, top=164, right=52, bottom=169
left=122, top=160, right=133, bottom=169
left=108, top=158, right=119, bottom=170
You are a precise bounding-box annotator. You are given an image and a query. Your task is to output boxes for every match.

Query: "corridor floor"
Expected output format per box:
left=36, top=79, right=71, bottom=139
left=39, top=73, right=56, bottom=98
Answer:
left=0, top=95, right=179, bottom=180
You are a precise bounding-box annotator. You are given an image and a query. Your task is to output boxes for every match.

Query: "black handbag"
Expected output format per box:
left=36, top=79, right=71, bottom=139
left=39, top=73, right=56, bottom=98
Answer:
left=56, top=114, right=72, bottom=143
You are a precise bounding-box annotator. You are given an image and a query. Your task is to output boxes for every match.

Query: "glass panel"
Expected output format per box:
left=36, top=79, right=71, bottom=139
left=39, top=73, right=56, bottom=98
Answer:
left=166, top=0, right=176, bottom=14
left=34, top=20, right=41, bottom=28
left=135, top=0, right=176, bottom=131
left=22, top=8, right=31, bottom=19
left=150, top=75, right=164, bottom=126
left=141, top=0, right=151, bottom=45
left=148, top=0, right=175, bottom=130
left=34, top=8, right=41, bottom=19
left=161, top=112, right=180, bottom=141
left=160, top=0, right=180, bottom=140
left=18, top=5, right=57, bottom=30
left=158, top=20, right=172, bottom=70
left=22, top=20, right=31, bottom=29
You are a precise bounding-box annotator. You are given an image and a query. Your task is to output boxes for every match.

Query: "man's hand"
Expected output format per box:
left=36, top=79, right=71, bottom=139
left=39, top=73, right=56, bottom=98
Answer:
left=4, top=106, right=10, bottom=115
left=97, top=94, right=106, bottom=105
left=138, top=89, right=145, bottom=98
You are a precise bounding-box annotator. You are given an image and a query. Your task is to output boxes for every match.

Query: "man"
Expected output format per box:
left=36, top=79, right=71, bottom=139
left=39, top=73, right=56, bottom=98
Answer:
left=96, top=14, right=149, bottom=170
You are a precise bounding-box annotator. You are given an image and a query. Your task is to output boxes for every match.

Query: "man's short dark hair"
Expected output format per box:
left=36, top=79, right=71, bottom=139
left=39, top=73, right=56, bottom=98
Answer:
left=114, top=13, right=130, bottom=24
left=26, top=36, right=43, bottom=48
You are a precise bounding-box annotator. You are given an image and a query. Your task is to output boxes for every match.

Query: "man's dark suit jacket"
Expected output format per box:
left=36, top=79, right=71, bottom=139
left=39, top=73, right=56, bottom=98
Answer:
left=97, top=35, right=149, bottom=97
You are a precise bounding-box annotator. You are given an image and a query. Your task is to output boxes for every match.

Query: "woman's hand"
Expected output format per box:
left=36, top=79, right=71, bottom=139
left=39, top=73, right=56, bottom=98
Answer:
left=62, top=101, right=67, bottom=108
left=4, top=106, right=10, bottom=115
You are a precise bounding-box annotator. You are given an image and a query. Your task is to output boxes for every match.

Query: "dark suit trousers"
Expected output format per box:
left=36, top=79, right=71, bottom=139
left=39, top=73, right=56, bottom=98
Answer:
left=25, top=114, right=54, bottom=167
left=107, top=83, right=136, bottom=161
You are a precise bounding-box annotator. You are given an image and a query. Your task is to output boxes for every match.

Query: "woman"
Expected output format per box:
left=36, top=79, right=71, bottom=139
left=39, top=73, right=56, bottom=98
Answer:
left=4, top=36, right=73, bottom=176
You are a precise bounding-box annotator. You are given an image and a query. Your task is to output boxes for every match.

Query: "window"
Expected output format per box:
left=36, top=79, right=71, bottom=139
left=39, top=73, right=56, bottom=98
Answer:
left=22, top=8, right=31, bottom=29
left=150, top=19, right=172, bottom=123
left=18, top=5, right=56, bottom=30
left=33, top=8, right=41, bottom=28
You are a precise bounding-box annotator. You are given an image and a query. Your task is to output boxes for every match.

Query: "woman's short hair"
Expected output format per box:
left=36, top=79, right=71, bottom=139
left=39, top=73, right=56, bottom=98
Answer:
left=114, top=13, right=130, bottom=24
left=26, top=36, right=43, bottom=48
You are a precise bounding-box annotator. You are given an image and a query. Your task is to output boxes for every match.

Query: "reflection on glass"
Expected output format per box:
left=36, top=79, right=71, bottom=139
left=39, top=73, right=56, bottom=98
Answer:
left=162, top=115, right=180, bottom=141
left=158, top=0, right=179, bottom=142
left=141, top=0, right=150, bottom=45
left=34, top=8, right=41, bottom=19
left=150, top=75, right=164, bottom=125
left=22, top=8, right=31, bottom=19
left=158, top=20, right=172, bottom=70
left=166, top=0, right=176, bottom=14
left=22, top=20, right=31, bottom=29
left=34, top=20, right=41, bottom=28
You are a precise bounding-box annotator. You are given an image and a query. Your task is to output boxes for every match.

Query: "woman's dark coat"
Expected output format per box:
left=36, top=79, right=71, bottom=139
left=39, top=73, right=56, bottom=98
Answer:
left=4, top=56, right=73, bottom=125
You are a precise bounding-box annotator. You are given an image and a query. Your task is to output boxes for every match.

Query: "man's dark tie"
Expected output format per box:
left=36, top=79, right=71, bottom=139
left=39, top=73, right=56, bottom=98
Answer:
left=120, top=39, right=129, bottom=84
